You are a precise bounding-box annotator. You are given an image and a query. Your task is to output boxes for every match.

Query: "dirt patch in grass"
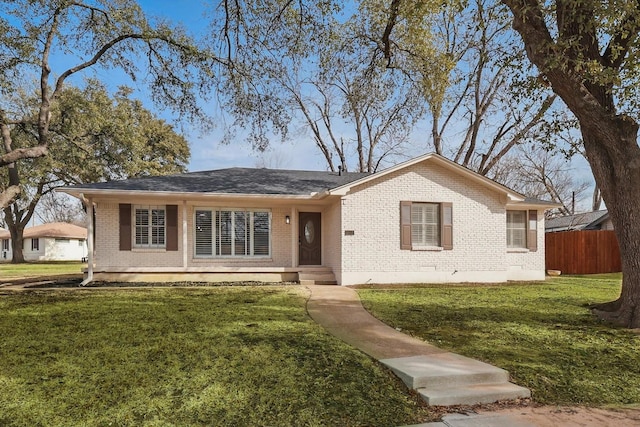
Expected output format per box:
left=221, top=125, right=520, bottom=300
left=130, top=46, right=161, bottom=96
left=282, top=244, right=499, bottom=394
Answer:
left=487, top=405, right=640, bottom=426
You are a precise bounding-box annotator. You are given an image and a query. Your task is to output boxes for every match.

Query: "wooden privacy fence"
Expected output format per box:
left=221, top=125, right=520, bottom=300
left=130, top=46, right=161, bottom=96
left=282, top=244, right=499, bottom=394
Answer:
left=545, top=230, right=621, bottom=274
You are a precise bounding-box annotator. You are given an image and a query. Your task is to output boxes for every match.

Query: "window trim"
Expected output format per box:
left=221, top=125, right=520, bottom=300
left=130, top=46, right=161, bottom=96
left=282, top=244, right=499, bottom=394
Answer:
left=506, top=210, right=527, bottom=249
left=411, top=202, right=441, bottom=248
left=506, top=210, right=538, bottom=252
left=31, top=238, right=40, bottom=251
left=400, top=201, right=453, bottom=251
left=193, top=207, right=272, bottom=258
left=133, top=205, right=167, bottom=249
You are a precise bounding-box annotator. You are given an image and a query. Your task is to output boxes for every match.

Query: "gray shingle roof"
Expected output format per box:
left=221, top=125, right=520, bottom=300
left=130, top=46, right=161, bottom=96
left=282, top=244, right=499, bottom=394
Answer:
left=64, top=167, right=371, bottom=195
left=545, top=210, right=609, bottom=231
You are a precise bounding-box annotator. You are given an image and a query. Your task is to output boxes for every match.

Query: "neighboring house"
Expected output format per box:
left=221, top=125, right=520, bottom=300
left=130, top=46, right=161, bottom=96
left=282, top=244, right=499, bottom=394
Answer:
left=59, top=153, right=558, bottom=285
left=0, top=223, right=88, bottom=262
left=0, top=227, right=9, bottom=261
left=545, top=210, right=613, bottom=233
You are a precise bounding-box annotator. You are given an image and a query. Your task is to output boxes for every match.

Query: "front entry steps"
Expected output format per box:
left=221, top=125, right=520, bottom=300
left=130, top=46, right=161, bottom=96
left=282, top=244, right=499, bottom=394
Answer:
left=298, top=268, right=337, bottom=285
left=380, top=354, right=530, bottom=406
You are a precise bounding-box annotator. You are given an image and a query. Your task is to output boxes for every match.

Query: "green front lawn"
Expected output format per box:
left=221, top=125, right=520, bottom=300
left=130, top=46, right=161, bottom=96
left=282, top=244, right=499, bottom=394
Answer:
left=358, top=274, right=640, bottom=407
left=0, top=287, right=430, bottom=426
left=0, top=261, right=84, bottom=280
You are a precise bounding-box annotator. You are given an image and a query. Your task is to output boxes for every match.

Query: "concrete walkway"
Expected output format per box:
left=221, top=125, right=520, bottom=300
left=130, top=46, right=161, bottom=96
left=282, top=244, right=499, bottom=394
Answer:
left=305, top=284, right=534, bottom=426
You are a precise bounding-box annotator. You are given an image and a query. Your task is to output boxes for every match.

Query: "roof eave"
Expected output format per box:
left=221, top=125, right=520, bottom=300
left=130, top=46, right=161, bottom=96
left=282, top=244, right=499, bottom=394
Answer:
left=57, top=187, right=320, bottom=200
left=506, top=201, right=563, bottom=210
left=328, top=153, right=527, bottom=200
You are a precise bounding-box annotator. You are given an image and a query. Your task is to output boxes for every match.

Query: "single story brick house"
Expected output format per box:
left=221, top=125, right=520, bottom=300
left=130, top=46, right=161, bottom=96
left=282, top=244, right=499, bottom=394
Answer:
left=59, top=153, right=558, bottom=285
left=0, top=222, right=88, bottom=262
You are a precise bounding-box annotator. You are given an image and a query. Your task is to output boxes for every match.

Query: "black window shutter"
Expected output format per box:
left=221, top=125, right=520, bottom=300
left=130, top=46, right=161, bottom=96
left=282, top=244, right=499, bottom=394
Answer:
left=166, top=205, right=179, bottom=251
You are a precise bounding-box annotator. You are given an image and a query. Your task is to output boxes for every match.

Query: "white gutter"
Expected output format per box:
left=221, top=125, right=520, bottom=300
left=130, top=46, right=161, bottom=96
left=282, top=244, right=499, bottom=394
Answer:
left=56, top=188, right=320, bottom=200
left=80, top=194, right=94, bottom=286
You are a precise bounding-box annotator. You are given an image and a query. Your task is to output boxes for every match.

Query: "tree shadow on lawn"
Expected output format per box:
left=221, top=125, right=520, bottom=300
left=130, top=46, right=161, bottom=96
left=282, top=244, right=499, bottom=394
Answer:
left=366, top=300, right=640, bottom=406
left=0, top=287, right=430, bottom=426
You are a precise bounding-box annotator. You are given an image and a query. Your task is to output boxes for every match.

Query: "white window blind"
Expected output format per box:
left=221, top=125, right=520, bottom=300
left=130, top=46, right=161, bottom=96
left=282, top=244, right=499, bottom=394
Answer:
left=195, top=209, right=270, bottom=257
left=411, top=203, right=440, bottom=246
left=195, top=210, right=213, bottom=256
left=151, top=209, right=165, bottom=246
left=507, top=210, right=527, bottom=248
left=253, top=211, right=270, bottom=256
left=134, top=206, right=166, bottom=248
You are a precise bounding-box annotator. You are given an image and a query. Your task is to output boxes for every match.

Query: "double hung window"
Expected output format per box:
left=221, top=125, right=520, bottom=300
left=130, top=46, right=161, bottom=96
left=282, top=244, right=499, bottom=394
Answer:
left=411, top=203, right=440, bottom=247
left=401, top=201, right=453, bottom=250
left=134, top=205, right=166, bottom=248
left=506, top=211, right=527, bottom=248
left=506, top=210, right=538, bottom=251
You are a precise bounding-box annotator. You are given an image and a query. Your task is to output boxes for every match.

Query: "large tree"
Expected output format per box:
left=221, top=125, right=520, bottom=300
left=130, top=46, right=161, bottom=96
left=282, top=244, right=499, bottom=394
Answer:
left=212, top=0, right=446, bottom=172
left=492, top=145, right=590, bottom=216
left=428, top=0, right=559, bottom=175
left=2, top=82, right=190, bottom=262
left=496, top=1, right=640, bottom=327
left=0, top=0, right=219, bottom=209
left=381, top=0, right=640, bottom=327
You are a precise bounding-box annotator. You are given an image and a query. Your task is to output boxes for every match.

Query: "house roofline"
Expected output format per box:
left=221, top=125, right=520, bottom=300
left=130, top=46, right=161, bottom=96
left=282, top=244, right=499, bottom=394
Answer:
left=56, top=153, right=560, bottom=209
left=56, top=187, right=323, bottom=201
left=506, top=201, right=563, bottom=210
left=585, top=212, right=610, bottom=229
left=328, top=152, right=528, bottom=200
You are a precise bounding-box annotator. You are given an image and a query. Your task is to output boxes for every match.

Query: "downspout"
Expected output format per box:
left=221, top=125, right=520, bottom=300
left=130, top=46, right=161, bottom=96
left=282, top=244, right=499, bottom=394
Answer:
left=80, top=194, right=94, bottom=286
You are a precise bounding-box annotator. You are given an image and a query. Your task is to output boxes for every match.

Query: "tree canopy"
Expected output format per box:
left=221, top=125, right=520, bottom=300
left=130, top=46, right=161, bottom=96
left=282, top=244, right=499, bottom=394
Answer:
left=211, top=0, right=449, bottom=171
left=2, top=81, right=190, bottom=262
left=0, top=0, right=219, bottom=208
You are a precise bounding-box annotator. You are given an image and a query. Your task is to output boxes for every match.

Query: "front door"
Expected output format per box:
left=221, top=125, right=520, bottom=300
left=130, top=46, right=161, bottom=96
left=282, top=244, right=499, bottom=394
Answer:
left=299, top=212, right=321, bottom=265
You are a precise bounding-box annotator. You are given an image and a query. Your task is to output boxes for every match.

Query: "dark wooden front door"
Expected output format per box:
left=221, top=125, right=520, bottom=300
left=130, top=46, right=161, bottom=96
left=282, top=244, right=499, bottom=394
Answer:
left=299, top=212, right=321, bottom=265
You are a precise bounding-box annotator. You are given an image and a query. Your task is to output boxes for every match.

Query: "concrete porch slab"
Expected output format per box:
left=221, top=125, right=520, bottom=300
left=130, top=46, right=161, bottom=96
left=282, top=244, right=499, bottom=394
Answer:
left=380, top=354, right=509, bottom=389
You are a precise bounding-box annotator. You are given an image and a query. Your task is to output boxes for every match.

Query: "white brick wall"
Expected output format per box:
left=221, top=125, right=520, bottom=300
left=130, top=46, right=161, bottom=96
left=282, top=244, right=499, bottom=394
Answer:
left=90, top=162, right=547, bottom=284
left=95, top=200, right=293, bottom=270
left=506, top=214, right=545, bottom=280
left=338, top=162, right=544, bottom=285
left=322, top=200, right=342, bottom=283
left=96, top=201, right=183, bottom=268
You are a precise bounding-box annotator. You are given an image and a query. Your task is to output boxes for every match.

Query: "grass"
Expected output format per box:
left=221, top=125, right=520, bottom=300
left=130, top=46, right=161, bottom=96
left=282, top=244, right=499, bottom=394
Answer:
left=0, top=261, right=84, bottom=280
left=0, top=286, right=430, bottom=426
left=357, top=273, right=640, bottom=407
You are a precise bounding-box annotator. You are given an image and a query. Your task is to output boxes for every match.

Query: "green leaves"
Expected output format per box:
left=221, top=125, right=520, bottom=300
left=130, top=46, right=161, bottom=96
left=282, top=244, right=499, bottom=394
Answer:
left=14, top=80, right=190, bottom=186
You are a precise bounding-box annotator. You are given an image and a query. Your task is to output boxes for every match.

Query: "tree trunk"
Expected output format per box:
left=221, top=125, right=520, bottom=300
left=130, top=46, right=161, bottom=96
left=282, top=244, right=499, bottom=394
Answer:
left=7, top=220, right=25, bottom=264
left=580, top=117, right=640, bottom=328
left=592, top=186, right=602, bottom=211
left=501, top=0, right=640, bottom=328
